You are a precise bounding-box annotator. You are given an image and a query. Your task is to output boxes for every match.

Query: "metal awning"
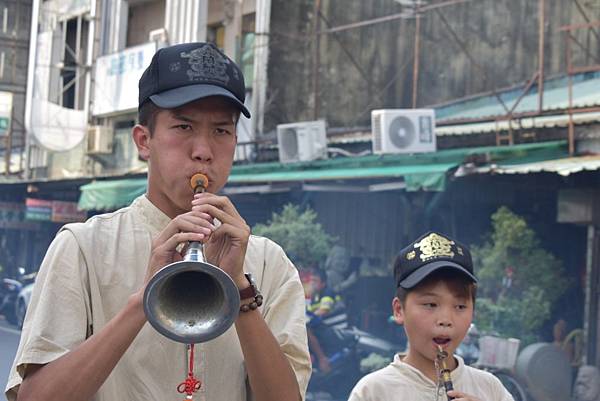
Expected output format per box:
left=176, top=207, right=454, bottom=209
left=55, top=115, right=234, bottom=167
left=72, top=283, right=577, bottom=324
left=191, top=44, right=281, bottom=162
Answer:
left=436, top=111, right=600, bottom=136
left=77, top=140, right=569, bottom=211
left=468, top=154, right=600, bottom=176
left=79, top=178, right=147, bottom=211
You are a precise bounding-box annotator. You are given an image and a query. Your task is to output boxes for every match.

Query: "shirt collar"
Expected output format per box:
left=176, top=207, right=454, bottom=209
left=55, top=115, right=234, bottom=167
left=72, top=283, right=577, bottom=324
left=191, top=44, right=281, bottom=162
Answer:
left=132, top=194, right=171, bottom=235
left=390, top=353, right=466, bottom=386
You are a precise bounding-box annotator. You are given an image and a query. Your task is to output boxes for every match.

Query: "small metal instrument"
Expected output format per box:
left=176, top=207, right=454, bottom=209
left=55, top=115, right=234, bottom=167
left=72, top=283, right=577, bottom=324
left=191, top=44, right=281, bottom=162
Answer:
left=436, top=345, right=455, bottom=401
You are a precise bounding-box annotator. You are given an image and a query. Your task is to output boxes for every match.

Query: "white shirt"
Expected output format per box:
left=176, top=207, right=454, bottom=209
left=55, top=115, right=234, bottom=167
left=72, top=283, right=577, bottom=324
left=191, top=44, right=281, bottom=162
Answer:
left=349, top=354, right=515, bottom=401
left=6, top=195, right=311, bottom=401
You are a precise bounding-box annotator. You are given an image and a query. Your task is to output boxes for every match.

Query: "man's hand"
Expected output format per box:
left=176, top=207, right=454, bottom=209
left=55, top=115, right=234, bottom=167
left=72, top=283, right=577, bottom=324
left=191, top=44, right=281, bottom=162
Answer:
left=143, top=209, right=215, bottom=285
left=191, top=192, right=250, bottom=288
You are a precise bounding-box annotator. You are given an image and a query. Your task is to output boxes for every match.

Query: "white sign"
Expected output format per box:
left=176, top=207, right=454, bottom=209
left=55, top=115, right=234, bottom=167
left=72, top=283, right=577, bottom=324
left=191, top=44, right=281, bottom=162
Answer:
left=92, top=42, right=157, bottom=116
left=31, top=98, right=87, bottom=151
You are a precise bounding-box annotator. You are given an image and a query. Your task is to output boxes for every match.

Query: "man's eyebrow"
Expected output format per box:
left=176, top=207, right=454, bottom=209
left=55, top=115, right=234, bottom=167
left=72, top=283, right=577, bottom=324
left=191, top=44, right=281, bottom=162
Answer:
left=415, top=292, right=440, bottom=298
left=170, top=113, right=195, bottom=123
left=213, top=118, right=236, bottom=126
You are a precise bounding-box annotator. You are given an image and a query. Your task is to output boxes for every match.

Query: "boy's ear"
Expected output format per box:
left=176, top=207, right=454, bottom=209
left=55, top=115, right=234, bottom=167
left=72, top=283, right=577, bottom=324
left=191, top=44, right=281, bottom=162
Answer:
left=132, top=124, right=151, bottom=161
left=392, top=297, right=405, bottom=325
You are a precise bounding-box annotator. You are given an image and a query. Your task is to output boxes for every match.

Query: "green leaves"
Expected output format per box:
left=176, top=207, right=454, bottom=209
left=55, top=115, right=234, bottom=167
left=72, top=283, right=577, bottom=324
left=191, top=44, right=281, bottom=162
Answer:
left=472, top=207, right=571, bottom=343
left=253, top=204, right=335, bottom=269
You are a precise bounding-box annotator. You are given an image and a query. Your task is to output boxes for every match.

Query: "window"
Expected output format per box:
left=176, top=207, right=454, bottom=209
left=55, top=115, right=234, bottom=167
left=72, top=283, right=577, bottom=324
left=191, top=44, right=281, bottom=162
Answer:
left=207, top=24, right=225, bottom=50
left=126, top=0, right=165, bottom=48
left=239, top=13, right=256, bottom=88
left=57, top=16, right=89, bottom=109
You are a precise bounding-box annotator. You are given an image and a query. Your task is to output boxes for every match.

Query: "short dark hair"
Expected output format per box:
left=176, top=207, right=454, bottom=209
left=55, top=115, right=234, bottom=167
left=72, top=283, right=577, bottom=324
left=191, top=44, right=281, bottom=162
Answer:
left=395, top=268, right=477, bottom=305
left=138, top=100, right=160, bottom=135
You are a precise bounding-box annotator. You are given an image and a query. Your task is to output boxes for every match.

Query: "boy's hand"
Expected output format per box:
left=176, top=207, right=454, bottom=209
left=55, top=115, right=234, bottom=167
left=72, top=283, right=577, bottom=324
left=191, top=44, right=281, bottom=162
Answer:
left=447, top=390, right=482, bottom=401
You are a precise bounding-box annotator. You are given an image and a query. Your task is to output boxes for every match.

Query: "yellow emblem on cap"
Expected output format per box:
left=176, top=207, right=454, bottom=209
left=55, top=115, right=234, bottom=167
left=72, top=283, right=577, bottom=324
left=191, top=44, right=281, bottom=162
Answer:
left=406, top=250, right=416, bottom=260
left=415, top=233, right=455, bottom=261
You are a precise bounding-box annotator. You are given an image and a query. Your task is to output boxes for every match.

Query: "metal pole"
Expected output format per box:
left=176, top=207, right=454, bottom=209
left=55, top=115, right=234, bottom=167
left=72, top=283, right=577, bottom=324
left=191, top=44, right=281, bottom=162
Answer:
left=24, top=0, right=40, bottom=180
left=412, top=12, right=420, bottom=108
left=584, top=225, right=597, bottom=365
left=566, top=30, right=575, bottom=155
left=537, top=0, right=544, bottom=113
left=5, top=95, right=14, bottom=175
left=312, top=0, right=321, bottom=120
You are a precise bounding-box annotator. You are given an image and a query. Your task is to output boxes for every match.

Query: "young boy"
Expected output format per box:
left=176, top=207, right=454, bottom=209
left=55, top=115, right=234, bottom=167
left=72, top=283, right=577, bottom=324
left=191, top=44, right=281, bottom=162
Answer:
left=349, top=231, right=514, bottom=401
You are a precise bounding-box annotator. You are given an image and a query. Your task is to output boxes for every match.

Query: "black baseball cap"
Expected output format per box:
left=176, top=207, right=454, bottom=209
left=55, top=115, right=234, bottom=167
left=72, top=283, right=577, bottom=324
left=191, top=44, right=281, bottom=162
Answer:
left=138, top=42, right=250, bottom=118
left=394, top=231, right=477, bottom=289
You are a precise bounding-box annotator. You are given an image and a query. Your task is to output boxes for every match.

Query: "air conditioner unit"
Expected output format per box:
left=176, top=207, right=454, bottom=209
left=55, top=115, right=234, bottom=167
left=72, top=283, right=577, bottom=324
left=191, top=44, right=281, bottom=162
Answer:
left=149, top=28, right=169, bottom=47
left=276, top=120, right=328, bottom=163
left=371, top=109, right=436, bottom=154
left=86, top=125, right=114, bottom=155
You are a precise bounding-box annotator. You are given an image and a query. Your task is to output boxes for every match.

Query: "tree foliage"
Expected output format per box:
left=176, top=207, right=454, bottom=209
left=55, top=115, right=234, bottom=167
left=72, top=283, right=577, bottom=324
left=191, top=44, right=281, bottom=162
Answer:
left=472, top=207, right=570, bottom=343
left=253, top=203, right=335, bottom=269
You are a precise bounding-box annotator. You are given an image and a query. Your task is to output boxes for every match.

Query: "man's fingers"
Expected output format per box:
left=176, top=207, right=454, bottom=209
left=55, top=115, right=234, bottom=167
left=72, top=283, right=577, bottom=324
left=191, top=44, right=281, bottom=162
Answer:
left=153, top=232, right=207, bottom=255
left=154, top=213, right=215, bottom=243
left=209, top=222, right=250, bottom=245
left=191, top=204, right=246, bottom=229
left=192, top=193, right=243, bottom=219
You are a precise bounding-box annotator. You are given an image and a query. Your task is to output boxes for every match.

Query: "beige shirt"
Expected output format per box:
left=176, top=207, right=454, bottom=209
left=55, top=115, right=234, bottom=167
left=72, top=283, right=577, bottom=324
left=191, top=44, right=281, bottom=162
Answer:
left=6, top=195, right=311, bottom=401
left=349, top=354, right=514, bottom=401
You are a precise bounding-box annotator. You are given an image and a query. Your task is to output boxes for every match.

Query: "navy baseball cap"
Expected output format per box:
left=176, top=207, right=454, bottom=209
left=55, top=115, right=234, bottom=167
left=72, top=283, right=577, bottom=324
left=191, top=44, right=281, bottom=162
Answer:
left=138, top=42, right=250, bottom=118
left=394, top=231, right=477, bottom=289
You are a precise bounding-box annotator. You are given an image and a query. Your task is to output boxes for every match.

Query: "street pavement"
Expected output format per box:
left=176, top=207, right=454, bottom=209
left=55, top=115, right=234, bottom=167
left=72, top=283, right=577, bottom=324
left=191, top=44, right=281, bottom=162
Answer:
left=0, top=317, right=20, bottom=401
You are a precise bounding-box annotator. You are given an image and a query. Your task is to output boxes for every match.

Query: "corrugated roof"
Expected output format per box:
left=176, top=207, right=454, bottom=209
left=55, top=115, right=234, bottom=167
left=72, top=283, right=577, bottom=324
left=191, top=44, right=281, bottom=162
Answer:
left=468, top=154, right=600, bottom=176
left=436, top=111, right=600, bottom=136
left=435, top=72, right=600, bottom=122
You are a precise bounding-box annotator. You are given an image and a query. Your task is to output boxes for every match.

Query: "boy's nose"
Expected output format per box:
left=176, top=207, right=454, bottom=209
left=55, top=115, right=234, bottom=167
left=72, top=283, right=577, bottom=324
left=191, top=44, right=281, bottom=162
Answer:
left=437, top=318, right=453, bottom=328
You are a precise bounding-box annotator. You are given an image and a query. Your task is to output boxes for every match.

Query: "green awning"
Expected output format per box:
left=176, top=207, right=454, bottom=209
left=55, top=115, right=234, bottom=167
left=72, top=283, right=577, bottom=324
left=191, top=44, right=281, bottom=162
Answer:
left=78, top=140, right=569, bottom=211
left=79, top=178, right=147, bottom=211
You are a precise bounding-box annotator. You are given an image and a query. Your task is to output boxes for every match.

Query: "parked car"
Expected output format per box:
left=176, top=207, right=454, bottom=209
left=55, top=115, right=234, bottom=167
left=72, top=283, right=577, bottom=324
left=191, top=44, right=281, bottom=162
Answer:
left=15, top=282, right=34, bottom=329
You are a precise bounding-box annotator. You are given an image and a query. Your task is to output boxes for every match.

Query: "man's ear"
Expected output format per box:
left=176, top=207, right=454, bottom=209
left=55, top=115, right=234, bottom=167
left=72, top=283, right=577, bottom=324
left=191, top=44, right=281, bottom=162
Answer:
left=132, top=124, right=151, bottom=161
left=392, top=297, right=405, bottom=325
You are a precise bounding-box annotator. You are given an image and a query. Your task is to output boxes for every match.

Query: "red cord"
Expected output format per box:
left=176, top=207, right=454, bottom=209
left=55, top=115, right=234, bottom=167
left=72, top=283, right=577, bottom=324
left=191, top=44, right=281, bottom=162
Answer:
left=177, top=344, right=202, bottom=399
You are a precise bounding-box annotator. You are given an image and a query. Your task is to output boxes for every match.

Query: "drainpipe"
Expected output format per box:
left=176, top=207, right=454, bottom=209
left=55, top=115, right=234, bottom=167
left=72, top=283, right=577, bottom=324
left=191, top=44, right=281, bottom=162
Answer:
left=84, top=0, right=97, bottom=128
left=251, top=0, right=271, bottom=139
left=24, top=0, right=40, bottom=179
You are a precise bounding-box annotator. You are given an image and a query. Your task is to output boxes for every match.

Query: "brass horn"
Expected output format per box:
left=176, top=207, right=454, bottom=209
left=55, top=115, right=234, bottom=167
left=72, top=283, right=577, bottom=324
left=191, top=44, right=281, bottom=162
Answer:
left=143, top=173, right=241, bottom=343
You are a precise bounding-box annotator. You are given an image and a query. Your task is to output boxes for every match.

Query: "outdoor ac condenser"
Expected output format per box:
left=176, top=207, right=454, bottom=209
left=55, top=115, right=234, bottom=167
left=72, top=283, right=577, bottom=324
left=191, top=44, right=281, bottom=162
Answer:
left=276, top=120, right=328, bottom=163
left=371, top=109, right=436, bottom=154
left=86, top=125, right=114, bottom=155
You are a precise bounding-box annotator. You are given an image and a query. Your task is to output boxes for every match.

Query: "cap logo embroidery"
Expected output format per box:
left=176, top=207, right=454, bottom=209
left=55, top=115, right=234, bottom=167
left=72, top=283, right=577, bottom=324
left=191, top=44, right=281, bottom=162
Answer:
left=181, top=45, right=230, bottom=84
left=415, top=233, right=455, bottom=261
left=406, top=251, right=416, bottom=260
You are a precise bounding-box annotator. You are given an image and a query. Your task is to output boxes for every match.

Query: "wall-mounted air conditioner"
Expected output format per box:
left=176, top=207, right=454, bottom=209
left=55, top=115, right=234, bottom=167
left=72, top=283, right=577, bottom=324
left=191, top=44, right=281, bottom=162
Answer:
left=86, top=125, right=114, bottom=155
left=276, top=120, right=328, bottom=163
left=371, top=109, right=436, bottom=154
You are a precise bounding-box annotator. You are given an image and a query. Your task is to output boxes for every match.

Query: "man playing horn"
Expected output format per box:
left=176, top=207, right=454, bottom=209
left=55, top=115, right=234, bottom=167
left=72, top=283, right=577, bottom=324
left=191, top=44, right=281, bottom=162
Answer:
left=6, top=42, right=310, bottom=401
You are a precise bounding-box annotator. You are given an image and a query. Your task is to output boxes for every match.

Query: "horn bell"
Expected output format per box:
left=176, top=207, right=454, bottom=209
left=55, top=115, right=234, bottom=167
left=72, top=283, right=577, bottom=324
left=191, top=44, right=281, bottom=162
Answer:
left=143, top=259, right=241, bottom=344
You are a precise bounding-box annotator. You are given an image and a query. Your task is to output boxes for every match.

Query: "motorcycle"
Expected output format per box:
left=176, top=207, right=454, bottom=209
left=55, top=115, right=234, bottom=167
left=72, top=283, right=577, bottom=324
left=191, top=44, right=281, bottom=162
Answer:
left=0, top=267, right=36, bottom=327
left=306, top=311, right=400, bottom=401
left=456, top=324, right=529, bottom=401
